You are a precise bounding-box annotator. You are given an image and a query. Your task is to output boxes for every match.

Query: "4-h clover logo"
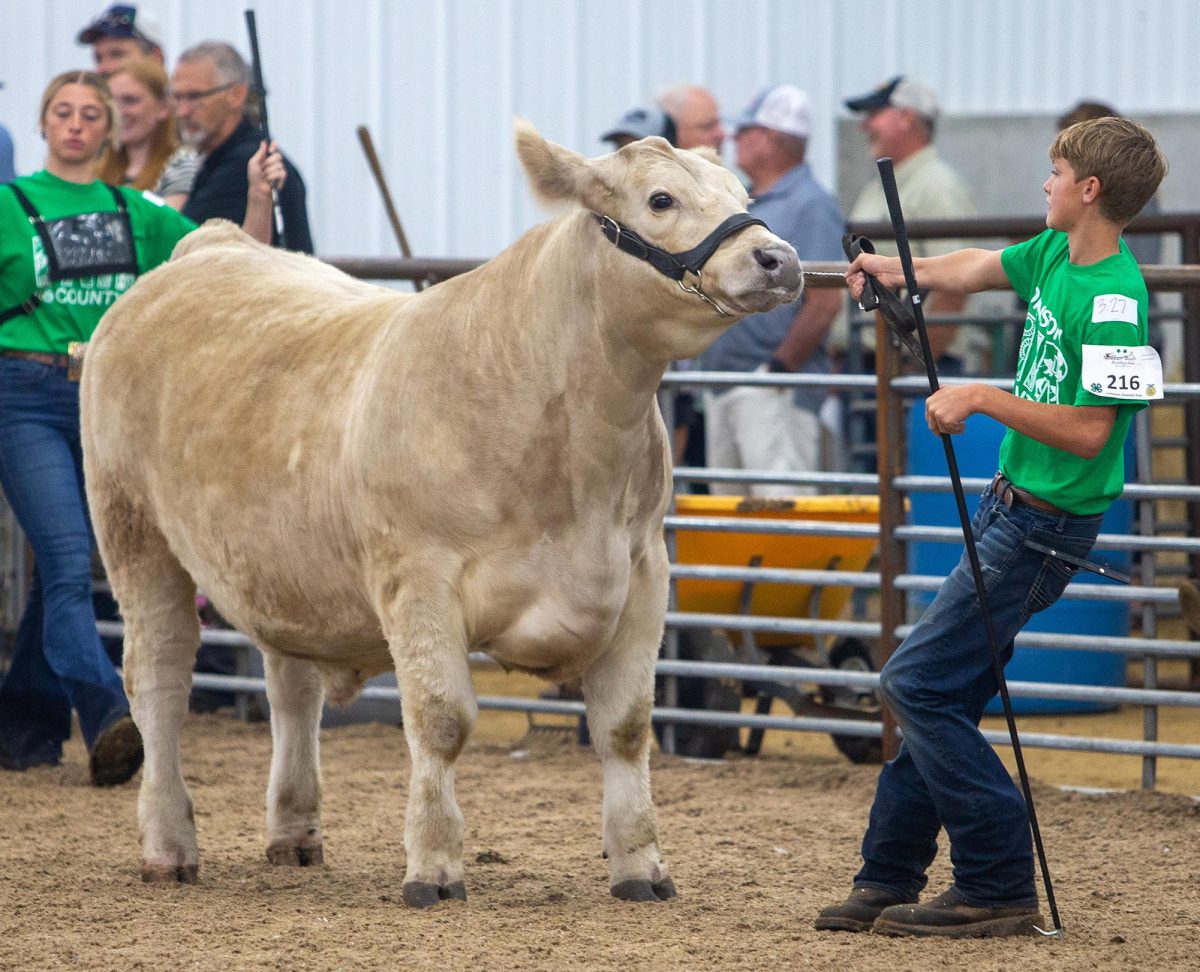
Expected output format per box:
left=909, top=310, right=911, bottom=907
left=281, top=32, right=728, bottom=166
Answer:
left=1090, top=382, right=1103, bottom=393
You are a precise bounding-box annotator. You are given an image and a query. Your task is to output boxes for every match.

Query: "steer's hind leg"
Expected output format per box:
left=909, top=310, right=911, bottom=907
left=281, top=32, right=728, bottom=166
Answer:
left=582, top=560, right=676, bottom=902
left=378, top=574, right=477, bottom=908
left=263, top=651, right=326, bottom=866
left=94, top=488, right=201, bottom=884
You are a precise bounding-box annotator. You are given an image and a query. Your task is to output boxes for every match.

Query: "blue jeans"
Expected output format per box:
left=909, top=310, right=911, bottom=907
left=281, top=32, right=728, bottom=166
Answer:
left=854, top=484, right=1103, bottom=907
left=0, top=357, right=128, bottom=768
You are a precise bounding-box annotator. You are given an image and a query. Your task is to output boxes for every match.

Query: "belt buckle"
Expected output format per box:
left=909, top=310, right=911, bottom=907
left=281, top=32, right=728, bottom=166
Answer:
left=67, top=342, right=87, bottom=382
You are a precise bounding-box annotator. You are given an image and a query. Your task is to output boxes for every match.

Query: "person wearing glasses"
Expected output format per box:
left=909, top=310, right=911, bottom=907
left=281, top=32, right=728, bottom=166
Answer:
left=174, top=42, right=314, bottom=255
left=0, top=70, right=286, bottom=785
left=76, top=4, right=166, bottom=78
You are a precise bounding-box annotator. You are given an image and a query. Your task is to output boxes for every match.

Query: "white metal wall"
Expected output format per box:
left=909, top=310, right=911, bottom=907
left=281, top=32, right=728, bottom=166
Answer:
left=3, top=0, right=1198, bottom=260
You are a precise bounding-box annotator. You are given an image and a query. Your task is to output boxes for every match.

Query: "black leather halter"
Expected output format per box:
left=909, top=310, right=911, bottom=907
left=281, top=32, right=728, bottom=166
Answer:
left=592, top=211, right=766, bottom=315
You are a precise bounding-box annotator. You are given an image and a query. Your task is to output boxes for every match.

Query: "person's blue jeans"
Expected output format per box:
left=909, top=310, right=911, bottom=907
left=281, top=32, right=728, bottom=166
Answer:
left=0, top=357, right=129, bottom=768
left=854, top=483, right=1103, bottom=907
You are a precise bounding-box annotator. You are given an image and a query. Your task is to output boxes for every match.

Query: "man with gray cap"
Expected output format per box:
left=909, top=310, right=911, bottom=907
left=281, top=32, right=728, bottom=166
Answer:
left=844, top=75, right=977, bottom=370
left=697, top=84, right=844, bottom=496
left=76, top=4, right=166, bottom=77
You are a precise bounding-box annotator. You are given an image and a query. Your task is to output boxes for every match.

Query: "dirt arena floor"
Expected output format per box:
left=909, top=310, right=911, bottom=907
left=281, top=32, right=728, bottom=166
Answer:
left=2, top=668, right=1198, bottom=972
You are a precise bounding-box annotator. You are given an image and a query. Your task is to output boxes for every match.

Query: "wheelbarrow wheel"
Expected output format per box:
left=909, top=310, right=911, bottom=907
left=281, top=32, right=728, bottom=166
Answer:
left=822, top=637, right=882, bottom=765
left=654, top=629, right=742, bottom=759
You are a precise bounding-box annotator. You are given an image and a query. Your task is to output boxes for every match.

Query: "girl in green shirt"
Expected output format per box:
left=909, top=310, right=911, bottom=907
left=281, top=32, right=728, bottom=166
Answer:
left=0, top=70, right=283, bottom=784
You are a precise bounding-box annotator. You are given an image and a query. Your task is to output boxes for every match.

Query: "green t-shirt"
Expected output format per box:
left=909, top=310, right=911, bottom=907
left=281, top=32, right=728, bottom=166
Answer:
left=0, top=170, right=197, bottom=353
left=999, top=228, right=1149, bottom=515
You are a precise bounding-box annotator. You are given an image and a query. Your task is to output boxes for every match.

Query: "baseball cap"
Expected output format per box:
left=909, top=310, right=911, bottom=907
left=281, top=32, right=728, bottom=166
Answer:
left=600, top=105, right=677, bottom=146
left=844, top=75, right=940, bottom=124
left=732, top=85, right=812, bottom=139
left=77, top=4, right=165, bottom=51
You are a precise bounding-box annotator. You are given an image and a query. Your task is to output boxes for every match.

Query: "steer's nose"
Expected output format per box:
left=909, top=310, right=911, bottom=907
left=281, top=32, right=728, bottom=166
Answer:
left=753, top=247, right=780, bottom=272
left=755, top=244, right=802, bottom=294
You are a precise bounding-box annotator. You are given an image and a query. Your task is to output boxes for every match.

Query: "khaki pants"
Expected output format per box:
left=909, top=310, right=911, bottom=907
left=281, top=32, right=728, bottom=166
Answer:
left=703, top=386, right=821, bottom=497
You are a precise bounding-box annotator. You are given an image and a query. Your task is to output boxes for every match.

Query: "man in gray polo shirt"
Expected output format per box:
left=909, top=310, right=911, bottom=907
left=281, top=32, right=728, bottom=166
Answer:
left=697, top=84, right=845, bottom=496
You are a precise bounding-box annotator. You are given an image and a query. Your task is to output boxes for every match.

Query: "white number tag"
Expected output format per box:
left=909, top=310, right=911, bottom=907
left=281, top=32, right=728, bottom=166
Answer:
left=1081, top=345, right=1164, bottom=400
left=1092, top=294, right=1138, bottom=326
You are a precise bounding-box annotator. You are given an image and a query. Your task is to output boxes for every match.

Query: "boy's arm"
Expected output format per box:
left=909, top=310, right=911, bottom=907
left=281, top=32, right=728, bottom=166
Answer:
left=845, top=247, right=1009, bottom=299
left=925, top=384, right=1117, bottom=460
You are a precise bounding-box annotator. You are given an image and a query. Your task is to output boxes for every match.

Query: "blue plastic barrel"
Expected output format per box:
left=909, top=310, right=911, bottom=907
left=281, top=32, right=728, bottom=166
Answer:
left=905, top=403, right=1130, bottom=714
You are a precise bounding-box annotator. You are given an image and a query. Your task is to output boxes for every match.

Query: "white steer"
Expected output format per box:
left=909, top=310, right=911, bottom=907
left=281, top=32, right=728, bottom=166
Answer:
left=81, top=122, right=802, bottom=905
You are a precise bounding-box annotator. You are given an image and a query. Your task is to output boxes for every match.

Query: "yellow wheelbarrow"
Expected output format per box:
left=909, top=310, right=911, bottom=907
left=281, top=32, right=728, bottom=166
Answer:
left=665, top=494, right=883, bottom=762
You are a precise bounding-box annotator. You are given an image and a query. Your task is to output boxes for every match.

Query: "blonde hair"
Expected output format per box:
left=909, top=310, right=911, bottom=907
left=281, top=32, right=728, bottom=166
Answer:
left=1050, top=117, right=1167, bottom=227
left=39, top=70, right=115, bottom=138
left=96, top=58, right=180, bottom=192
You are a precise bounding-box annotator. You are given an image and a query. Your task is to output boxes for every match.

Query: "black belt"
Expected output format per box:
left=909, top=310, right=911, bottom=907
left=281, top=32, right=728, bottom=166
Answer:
left=991, top=472, right=1066, bottom=517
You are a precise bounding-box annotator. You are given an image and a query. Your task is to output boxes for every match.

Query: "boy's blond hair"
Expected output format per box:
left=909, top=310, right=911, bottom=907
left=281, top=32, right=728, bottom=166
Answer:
left=1050, top=116, right=1167, bottom=227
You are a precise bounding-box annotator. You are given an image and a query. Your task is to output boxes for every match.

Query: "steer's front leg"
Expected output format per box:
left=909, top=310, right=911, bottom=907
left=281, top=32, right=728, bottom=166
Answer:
left=582, top=558, right=676, bottom=902
left=379, top=570, right=477, bottom=908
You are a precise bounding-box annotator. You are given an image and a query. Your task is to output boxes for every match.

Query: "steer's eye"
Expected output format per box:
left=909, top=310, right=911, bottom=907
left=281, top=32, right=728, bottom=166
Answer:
left=649, top=192, right=674, bottom=211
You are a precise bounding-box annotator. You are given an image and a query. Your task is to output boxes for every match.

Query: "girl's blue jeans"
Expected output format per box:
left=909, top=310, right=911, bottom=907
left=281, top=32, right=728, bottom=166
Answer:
left=0, top=357, right=129, bottom=768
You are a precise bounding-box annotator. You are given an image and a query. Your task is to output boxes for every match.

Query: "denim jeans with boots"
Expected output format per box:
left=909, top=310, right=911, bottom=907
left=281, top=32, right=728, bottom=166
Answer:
left=0, top=357, right=129, bottom=768
left=854, top=485, right=1102, bottom=907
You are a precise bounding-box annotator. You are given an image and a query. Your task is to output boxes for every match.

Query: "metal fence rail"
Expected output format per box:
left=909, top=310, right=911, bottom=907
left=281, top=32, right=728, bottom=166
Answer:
left=181, top=666, right=1200, bottom=762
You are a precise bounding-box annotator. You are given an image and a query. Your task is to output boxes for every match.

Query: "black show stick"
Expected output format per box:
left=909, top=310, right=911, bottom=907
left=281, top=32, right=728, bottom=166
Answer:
left=244, top=9, right=286, bottom=247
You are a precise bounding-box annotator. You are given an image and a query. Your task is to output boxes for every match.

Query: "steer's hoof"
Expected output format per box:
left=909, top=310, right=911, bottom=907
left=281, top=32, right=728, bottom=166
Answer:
left=653, top=876, right=678, bottom=900
left=612, top=876, right=678, bottom=902
left=402, top=880, right=467, bottom=908
left=266, top=842, right=324, bottom=867
left=141, top=862, right=198, bottom=884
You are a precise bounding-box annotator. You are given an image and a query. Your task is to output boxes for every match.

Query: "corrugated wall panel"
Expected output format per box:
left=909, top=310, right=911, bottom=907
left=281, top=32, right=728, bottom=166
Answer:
left=2, top=0, right=1198, bottom=260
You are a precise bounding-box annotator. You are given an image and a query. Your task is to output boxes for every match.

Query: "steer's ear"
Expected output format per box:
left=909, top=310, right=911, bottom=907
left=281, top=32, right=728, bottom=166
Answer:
left=515, top=119, right=611, bottom=211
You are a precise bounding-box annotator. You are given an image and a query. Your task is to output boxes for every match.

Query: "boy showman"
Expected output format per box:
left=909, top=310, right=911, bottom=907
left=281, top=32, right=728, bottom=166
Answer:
left=818, top=116, right=1167, bottom=937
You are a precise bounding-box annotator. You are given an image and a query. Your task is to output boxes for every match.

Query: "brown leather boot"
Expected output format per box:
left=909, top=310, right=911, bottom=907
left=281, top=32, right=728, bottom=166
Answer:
left=814, top=886, right=916, bottom=932
left=872, top=886, right=1043, bottom=938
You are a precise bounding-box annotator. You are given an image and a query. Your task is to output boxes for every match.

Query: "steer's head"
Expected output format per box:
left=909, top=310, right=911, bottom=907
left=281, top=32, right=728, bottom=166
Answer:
left=515, top=120, right=802, bottom=357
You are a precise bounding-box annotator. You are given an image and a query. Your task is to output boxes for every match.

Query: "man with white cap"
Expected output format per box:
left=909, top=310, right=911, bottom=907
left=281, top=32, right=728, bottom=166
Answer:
left=843, top=75, right=977, bottom=370
left=76, top=4, right=166, bottom=77
left=696, top=84, right=844, bottom=496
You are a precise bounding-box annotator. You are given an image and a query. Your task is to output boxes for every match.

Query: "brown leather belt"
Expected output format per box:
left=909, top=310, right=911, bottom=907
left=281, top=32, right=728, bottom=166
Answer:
left=1, top=349, right=70, bottom=369
left=991, top=472, right=1066, bottom=516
